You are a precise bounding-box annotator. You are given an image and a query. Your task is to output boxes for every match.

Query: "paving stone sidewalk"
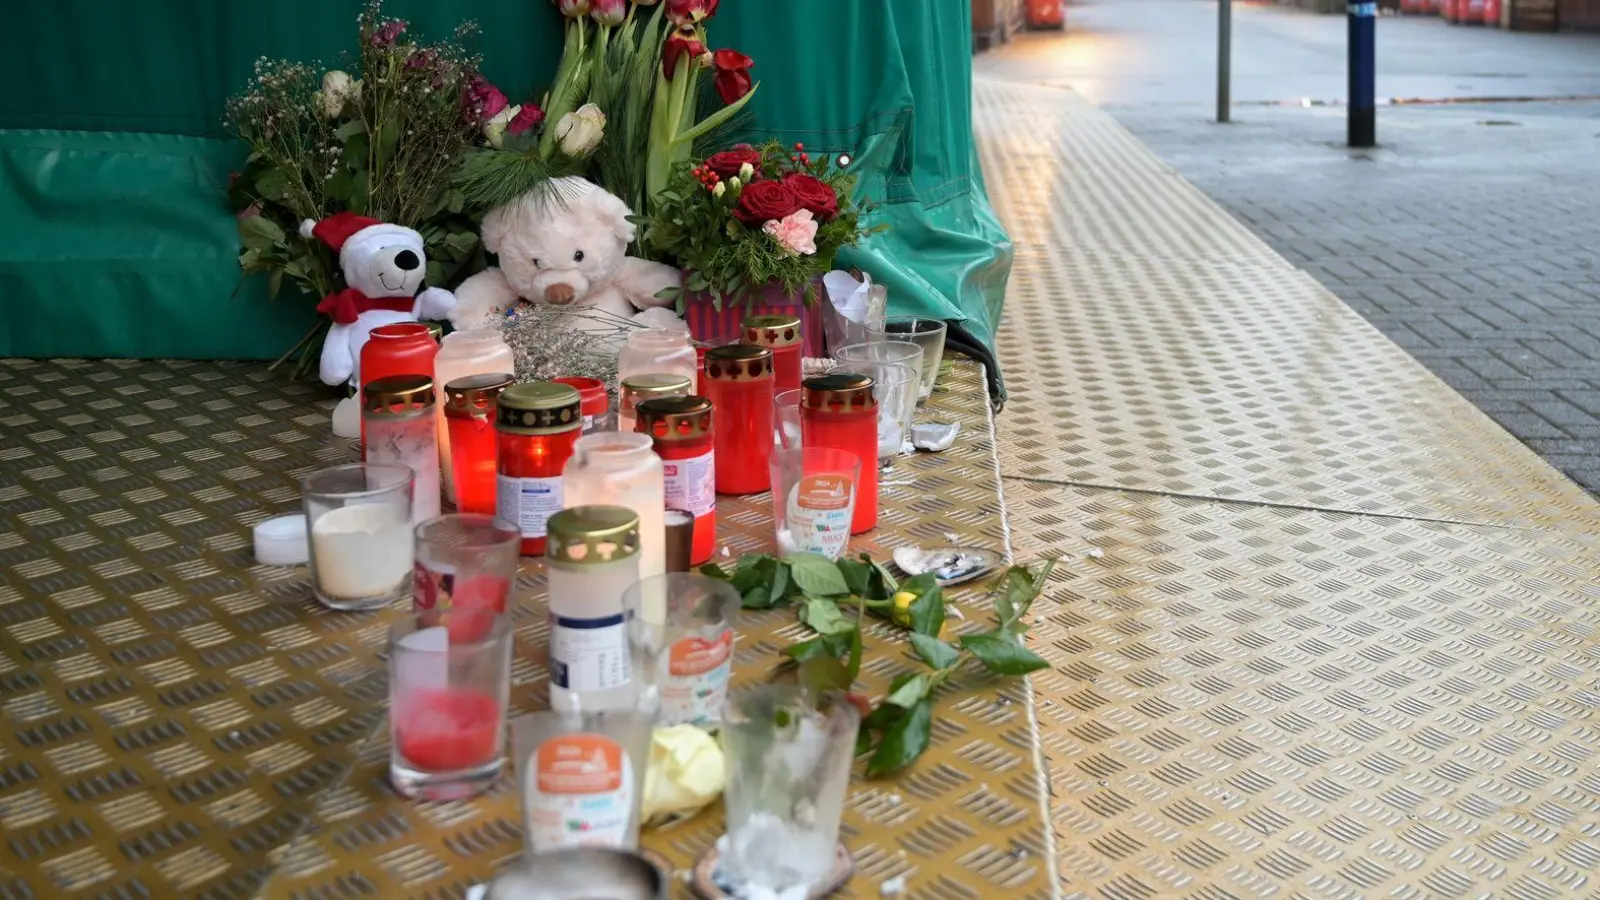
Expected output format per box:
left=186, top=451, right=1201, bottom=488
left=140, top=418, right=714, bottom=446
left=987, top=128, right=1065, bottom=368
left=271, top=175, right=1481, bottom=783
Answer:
left=1109, top=100, right=1600, bottom=495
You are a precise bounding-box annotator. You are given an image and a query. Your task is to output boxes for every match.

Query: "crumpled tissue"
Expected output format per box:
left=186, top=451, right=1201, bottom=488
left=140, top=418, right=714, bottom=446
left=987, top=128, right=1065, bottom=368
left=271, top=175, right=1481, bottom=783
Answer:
left=642, top=725, right=726, bottom=825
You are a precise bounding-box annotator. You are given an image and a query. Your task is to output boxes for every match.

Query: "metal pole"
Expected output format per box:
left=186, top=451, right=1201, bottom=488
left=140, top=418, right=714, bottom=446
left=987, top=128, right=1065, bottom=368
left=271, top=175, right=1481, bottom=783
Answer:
left=1217, top=0, right=1232, bottom=123
left=1348, top=0, right=1376, bottom=147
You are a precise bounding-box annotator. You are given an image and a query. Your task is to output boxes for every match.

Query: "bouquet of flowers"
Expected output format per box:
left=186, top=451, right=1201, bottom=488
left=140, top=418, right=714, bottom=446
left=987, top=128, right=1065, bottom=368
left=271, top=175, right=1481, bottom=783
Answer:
left=640, top=141, right=868, bottom=310
left=225, top=1, right=490, bottom=373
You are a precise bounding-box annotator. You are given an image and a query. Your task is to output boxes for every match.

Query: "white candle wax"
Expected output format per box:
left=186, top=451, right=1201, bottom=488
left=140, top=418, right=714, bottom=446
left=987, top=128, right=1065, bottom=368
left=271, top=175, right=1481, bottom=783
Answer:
left=310, top=503, right=413, bottom=600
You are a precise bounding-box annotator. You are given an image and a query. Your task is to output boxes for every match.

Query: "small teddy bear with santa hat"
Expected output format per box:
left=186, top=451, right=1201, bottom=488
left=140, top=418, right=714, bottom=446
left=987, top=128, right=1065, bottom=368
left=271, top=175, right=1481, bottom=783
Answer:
left=303, top=212, right=457, bottom=387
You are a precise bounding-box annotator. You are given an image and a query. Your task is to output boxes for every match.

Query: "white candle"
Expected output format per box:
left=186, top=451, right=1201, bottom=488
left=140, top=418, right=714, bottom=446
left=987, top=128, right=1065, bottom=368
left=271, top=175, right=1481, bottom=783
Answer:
left=310, top=503, right=413, bottom=600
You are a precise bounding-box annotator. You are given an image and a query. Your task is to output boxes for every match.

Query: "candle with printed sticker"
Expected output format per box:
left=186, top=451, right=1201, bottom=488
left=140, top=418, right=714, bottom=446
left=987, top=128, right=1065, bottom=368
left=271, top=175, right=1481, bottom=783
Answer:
left=635, top=395, right=716, bottom=567
left=496, top=382, right=583, bottom=556
left=545, top=506, right=643, bottom=713
left=800, top=373, right=879, bottom=534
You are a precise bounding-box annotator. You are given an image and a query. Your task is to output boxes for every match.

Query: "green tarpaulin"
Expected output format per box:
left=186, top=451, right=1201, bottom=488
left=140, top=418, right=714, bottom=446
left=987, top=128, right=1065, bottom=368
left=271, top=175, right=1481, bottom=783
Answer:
left=0, top=0, right=1011, bottom=392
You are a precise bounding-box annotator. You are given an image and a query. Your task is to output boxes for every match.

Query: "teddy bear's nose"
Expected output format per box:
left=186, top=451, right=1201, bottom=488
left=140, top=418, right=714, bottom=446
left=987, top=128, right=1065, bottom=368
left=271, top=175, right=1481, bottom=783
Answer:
left=394, top=250, right=420, bottom=271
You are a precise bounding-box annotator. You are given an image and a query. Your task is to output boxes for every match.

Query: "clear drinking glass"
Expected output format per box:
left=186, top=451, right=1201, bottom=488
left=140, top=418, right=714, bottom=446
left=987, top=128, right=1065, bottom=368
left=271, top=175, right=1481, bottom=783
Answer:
left=773, top=389, right=803, bottom=449
left=882, top=316, right=948, bottom=401
left=413, top=515, right=521, bottom=641
left=769, top=448, right=862, bottom=561
left=720, top=687, right=862, bottom=896
left=622, top=574, right=740, bottom=727
left=833, top=361, right=918, bottom=459
left=388, top=613, right=512, bottom=801
left=302, top=463, right=415, bottom=611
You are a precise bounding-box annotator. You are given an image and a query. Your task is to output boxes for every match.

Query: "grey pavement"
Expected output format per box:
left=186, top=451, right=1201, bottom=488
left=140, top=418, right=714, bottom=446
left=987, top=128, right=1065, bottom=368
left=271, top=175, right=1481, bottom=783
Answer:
left=976, top=0, right=1600, bottom=494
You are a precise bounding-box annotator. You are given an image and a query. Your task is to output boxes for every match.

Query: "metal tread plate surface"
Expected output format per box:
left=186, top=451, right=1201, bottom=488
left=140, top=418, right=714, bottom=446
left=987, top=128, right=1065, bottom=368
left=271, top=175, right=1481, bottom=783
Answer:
left=0, top=356, right=1057, bottom=899
left=976, top=79, right=1600, bottom=530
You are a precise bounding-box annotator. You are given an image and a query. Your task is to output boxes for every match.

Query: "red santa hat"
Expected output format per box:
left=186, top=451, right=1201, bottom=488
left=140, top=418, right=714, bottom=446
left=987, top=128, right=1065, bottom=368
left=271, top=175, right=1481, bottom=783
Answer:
left=299, top=212, right=382, bottom=252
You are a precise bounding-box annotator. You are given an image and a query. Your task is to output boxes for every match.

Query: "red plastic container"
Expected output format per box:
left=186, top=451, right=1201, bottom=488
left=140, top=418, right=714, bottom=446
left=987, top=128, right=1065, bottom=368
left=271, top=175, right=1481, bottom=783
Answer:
left=702, top=345, right=774, bottom=496
left=359, top=323, right=437, bottom=451
left=743, top=314, right=804, bottom=396
left=553, top=377, right=609, bottom=432
left=1026, top=0, right=1064, bottom=28
left=636, top=396, right=716, bottom=566
left=495, top=382, right=583, bottom=556
left=800, top=373, right=879, bottom=534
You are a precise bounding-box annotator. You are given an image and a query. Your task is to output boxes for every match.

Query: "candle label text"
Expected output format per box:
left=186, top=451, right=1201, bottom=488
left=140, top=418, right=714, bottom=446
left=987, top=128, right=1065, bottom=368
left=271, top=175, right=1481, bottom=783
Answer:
left=664, top=629, right=734, bottom=726
left=528, top=733, right=633, bottom=850
left=787, top=474, right=855, bottom=560
left=549, top=612, right=632, bottom=693
left=496, top=474, right=564, bottom=538
left=663, top=450, right=716, bottom=518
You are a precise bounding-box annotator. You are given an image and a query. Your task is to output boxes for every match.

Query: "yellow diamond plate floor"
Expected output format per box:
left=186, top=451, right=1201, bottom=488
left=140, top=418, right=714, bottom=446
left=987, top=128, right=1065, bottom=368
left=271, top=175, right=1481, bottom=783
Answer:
left=977, top=78, right=1600, bottom=899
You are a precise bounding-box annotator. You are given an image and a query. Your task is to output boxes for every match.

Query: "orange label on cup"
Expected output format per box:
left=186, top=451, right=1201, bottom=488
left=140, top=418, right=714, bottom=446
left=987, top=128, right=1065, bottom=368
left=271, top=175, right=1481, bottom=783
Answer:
left=668, top=630, right=734, bottom=677
left=797, top=474, right=852, bottom=511
left=535, top=734, right=625, bottom=794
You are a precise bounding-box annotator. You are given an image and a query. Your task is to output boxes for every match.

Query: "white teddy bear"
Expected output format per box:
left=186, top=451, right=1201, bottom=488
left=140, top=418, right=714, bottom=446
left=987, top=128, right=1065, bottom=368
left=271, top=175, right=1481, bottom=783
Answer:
left=451, top=177, right=683, bottom=335
left=303, top=212, right=457, bottom=387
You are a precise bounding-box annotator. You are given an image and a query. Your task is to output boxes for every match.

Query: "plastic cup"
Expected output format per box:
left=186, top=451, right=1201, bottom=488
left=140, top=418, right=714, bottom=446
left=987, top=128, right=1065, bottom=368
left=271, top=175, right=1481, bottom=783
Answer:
left=769, top=448, right=862, bottom=561
left=720, top=687, right=861, bottom=896
left=301, top=463, right=414, bottom=611
left=622, top=574, right=740, bottom=727
left=413, top=515, right=521, bottom=641
left=774, top=389, right=803, bottom=449
left=512, top=711, right=655, bottom=854
left=882, top=316, right=947, bottom=401
left=832, top=361, right=918, bottom=459
left=388, top=613, right=512, bottom=801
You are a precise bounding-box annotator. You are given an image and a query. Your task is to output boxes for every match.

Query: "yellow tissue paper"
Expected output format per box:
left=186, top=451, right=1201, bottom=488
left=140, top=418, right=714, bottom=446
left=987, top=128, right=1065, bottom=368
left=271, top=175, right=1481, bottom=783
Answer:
left=642, top=725, right=726, bottom=825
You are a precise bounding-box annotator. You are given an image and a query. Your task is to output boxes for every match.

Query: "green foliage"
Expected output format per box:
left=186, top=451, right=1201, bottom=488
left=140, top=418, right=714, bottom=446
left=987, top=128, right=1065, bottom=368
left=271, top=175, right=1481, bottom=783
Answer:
left=639, top=140, right=871, bottom=312
left=725, top=552, right=1057, bottom=777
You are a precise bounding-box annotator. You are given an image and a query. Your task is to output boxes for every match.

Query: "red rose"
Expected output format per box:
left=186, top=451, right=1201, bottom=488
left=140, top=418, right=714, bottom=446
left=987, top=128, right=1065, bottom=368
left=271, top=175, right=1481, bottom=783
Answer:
left=710, top=49, right=753, bottom=105
left=733, top=180, right=801, bottom=226
left=508, top=104, right=545, bottom=136
left=782, top=174, right=839, bottom=221
left=705, top=145, right=762, bottom=181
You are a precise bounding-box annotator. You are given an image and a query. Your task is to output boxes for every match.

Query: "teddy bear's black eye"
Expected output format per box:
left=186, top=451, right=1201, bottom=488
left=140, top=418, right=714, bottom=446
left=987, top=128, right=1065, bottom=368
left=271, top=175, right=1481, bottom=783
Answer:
left=532, top=258, right=541, bottom=268
left=573, top=250, right=585, bottom=263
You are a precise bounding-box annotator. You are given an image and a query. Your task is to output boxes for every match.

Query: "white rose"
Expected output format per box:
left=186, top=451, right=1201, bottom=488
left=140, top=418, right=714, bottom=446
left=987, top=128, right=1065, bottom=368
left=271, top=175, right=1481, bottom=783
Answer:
left=483, top=104, right=521, bottom=149
left=555, top=103, right=607, bottom=157
left=319, top=70, right=359, bottom=119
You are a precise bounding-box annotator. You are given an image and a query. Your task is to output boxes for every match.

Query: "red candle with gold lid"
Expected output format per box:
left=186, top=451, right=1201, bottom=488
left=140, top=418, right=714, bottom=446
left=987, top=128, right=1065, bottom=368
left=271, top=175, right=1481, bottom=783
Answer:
left=636, top=395, right=716, bottom=566
left=702, top=345, right=774, bottom=496
left=552, top=376, right=608, bottom=433
left=444, top=373, right=514, bottom=516
left=800, top=373, right=878, bottom=534
left=743, top=313, right=804, bottom=395
left=495, top=382, right=583, bottom=556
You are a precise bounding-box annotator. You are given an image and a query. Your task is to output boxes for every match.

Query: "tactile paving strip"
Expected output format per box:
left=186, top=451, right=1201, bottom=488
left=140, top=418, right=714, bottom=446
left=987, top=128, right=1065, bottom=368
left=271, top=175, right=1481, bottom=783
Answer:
left=976, top=79, right=1600, bottom=530
left=1009, top=479, right=1600, bottom=900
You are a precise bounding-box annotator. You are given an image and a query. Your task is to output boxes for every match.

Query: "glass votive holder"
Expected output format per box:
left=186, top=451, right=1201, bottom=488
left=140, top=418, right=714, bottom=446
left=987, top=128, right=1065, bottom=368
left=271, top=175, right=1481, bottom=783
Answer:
left=832, top=340, right=924, bottom=409
left=622, top=574, right=740, bottom=727
left=413, top=515, right=521, bottom=642
left=769, top=447, right=862, bottom=561
left=881, top=316, right=947, bottom=401
left=720, top=687, right=861, bottom=897
left=774, top=389, right=803, bottom=449
left=832, top=361, right=918, bottom=459
left=302, top=463, right=415, bottom=612
left=388, top=612, right=512, bottom=801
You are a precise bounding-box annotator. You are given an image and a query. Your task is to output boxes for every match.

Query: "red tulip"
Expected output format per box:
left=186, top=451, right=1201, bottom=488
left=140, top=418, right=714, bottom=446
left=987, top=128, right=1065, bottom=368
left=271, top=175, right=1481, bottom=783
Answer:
left=663, top=33, right=707, bottom=79
left=666, top=0, right=719, bottom=27
left=710, top=49, right=753, bottom=105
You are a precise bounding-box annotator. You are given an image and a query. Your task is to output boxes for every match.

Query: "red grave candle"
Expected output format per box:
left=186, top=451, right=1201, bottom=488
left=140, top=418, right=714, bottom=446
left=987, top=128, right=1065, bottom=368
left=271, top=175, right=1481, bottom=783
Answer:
left=443, top=374, right=514, bottom=516
left=495, top=382, right=583, bottom=556
left=702, top=345, right=774, bottom=496
left=552, top=376, right=608, bottom=433
left=359, top=323, right=437, bottom=452
left=801, top=373, right=879, bottom=534
left=743, top=314, right=804, bottom=396
left=636, top=396, right=716, bottom=566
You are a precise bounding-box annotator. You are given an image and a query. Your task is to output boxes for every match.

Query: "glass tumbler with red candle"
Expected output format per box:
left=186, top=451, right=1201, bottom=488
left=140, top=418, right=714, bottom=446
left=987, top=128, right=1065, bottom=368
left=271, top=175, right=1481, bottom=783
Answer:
left=444, top=374, right=514, bottom=516
left=743, top=314, right=804, bottom=395
left=553, top=377, right=608, bottom=433
left=495, top=382, right=583, bottom=556
left=636, top=395, right=716, bottom=566
left=703, top=345, right=774, bottom=495
left=800, top=373, right=879, bottom=534
left=359, top=323, right=438, bottom=451
left=388, top=612, right=512, bottom=801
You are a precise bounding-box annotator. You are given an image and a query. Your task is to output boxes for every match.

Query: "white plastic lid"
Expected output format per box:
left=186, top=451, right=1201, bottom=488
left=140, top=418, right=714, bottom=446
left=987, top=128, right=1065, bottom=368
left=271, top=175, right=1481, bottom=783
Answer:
left=254, top=514, right=310, bottom=566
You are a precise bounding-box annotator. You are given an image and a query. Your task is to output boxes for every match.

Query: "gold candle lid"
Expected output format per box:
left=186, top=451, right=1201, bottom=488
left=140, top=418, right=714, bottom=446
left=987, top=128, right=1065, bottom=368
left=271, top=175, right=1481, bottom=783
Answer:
left=705, top=344, right=773, bottom=382
left=497, top=382, right=583, bottom=435
left=444, top=373, right=515, bottom=420
left=636, top=395, right=713, bottom=441
left=801, top=373, right=876, bottom=413
left=620, top=374, right=693, bottom=417
left=742, top=314, right=803, bottom=348
left=363, top=375, right=435, bottom=417
left=546, top=505, right=640, bottom=565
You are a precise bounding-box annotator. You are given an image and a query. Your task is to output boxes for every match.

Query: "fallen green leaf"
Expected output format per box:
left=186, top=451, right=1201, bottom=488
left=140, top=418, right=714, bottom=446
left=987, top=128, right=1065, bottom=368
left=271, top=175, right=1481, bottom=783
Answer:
left=803, top=598, right=855, bottom=637
left=910, top=633, right=961, bottom=670
left=789, top=554, right=849, bottom=596
left=799, top=657, right=851, bottom=697
left=837, top=558, right=871, bottom=596
left=961, top=632, right=1050, bottom=676
left=867, top=697, right=933, bottom=776
left=905, top=575, right=945, bottom=637
left=885, top=674, right=928, bottom=709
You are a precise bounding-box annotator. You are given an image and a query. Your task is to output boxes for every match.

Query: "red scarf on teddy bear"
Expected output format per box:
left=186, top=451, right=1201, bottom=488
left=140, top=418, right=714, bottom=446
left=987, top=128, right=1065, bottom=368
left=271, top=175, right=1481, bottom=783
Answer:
left=316, top=289, right=416, bottom=326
